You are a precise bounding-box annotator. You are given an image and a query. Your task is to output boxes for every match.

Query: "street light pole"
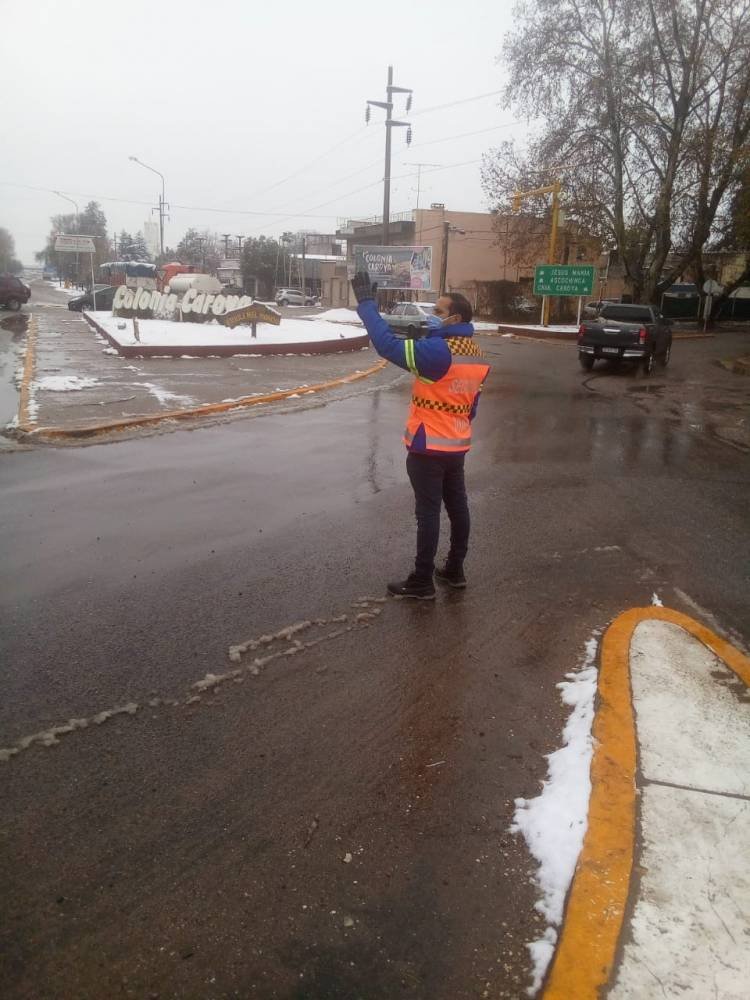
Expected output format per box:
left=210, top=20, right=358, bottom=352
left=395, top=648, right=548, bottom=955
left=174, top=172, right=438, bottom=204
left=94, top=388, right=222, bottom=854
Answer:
left=53, top=190, right=80, bottom=286
left=128, top=156, right=168, bottom=257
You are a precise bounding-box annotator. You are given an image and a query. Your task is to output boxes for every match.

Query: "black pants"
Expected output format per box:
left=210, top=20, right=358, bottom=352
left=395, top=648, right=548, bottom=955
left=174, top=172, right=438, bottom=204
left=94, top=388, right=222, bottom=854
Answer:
left=406, top=451, right=470, bottom=582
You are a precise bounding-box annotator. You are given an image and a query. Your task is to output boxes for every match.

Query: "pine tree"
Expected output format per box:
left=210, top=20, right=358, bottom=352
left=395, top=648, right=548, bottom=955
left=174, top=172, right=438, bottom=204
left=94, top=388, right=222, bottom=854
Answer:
left=118, top=230, right=135, bottom=260
left=131, top=231, right=151, bottom=261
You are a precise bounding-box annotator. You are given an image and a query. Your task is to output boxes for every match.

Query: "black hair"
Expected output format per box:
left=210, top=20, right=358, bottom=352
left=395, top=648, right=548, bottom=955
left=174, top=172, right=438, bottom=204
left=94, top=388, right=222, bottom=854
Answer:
left=446, top=292, right=473, bottom=323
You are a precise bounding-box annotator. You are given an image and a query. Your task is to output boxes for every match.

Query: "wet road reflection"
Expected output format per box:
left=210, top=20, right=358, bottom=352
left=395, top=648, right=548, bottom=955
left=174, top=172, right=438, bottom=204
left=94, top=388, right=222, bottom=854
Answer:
left=482, top=388, right=695, bottom=471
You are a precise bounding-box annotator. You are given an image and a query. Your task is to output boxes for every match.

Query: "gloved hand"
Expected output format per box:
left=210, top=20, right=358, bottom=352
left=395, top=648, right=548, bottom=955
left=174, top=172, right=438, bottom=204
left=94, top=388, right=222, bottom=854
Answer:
left=351, top=270, right=378, bottom=304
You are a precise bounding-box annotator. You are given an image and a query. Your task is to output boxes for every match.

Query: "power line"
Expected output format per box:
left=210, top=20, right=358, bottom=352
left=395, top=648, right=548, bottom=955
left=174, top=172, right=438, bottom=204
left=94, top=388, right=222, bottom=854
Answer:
left=407, top=121, right=520, bottom=149
left=243, top=125, right=372, bottom=199
left=3, top=156, right=485, bottom=237
left=411, top=89, right=504, bottom=117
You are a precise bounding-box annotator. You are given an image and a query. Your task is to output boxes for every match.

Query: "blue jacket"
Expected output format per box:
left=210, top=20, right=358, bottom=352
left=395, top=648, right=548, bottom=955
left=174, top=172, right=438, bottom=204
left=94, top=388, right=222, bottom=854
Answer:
left=356, top=298, right=485, bottom=426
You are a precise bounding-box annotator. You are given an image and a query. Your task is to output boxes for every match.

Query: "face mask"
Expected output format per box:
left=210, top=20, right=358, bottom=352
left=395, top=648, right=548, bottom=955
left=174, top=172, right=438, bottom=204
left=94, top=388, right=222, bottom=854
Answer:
left=426, top=313, right=444, bottom=330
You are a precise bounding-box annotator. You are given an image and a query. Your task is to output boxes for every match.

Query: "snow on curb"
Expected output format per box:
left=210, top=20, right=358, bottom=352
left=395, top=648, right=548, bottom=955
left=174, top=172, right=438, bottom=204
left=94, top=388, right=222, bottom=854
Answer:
left=36, top=375, right=99, bottom=392
left=511, top=632, right=600, bottom=995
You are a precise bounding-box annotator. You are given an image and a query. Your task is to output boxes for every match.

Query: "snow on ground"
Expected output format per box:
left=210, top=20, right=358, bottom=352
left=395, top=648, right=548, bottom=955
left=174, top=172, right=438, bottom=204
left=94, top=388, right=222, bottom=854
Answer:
left=132, top=382, right=195, bottom=407
left=36, top=375, right=99, bottom=391
left=498, top=323, right=578, bottom=334
left=89, top=313, right=365, bottom=348
left=511, top=632, right=600, bottom=995
left=312, top=309, right=500, bottom=332
left=313, top=308, right=362, bottom=324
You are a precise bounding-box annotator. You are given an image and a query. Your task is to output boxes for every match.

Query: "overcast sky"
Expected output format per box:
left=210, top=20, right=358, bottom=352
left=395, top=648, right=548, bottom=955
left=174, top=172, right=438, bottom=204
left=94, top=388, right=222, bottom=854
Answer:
left=1, top=0, right=525, bottom=263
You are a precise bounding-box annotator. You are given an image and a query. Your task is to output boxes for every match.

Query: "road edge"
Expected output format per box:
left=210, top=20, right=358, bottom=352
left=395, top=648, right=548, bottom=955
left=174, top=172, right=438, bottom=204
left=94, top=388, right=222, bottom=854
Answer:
left=17, top=312, right=38, bottom=431
left=542, top=605, right=750, bottom=1000
left=18, top=359, right=387, bottom=442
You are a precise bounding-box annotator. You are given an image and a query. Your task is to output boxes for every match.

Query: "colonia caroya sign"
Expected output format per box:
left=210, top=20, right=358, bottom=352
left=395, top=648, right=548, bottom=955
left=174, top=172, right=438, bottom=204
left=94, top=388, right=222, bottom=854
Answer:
left=113, top=285, right=256, bottom=320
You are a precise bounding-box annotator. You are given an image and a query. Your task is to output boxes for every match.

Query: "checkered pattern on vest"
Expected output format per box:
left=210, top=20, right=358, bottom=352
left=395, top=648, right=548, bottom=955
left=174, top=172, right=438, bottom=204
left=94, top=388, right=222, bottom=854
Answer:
left=411, top=395, right=473, bottom=415
left=445, top=336, right=484, bottom=357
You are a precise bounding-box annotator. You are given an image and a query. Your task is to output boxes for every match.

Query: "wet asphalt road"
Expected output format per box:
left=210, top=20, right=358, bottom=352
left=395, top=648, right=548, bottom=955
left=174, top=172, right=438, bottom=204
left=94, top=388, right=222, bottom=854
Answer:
left=1, top=319, right=749, bottom=999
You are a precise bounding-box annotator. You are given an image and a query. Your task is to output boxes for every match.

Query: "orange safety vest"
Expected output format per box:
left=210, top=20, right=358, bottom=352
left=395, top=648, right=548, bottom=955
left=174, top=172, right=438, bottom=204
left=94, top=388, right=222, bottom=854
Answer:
left=403, top=335, right=490, bottom=453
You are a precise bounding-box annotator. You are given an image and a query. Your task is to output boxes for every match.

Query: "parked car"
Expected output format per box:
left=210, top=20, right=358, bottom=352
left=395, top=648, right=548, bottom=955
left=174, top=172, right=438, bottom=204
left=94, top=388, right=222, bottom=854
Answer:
left=661, top=282, right=699, bottom=319
left=578, top=303, right=673, bottom=374
left=383, top=301, right=437, bottom=337
left=67, top=284, right=117, bottom=312
left=274, top=287, right=316, bottom=306
left=0, top=274, right=31, bottom=311
left=582, top=298, right=620, bottom=319
left=510, top=295, right=535, bottom=314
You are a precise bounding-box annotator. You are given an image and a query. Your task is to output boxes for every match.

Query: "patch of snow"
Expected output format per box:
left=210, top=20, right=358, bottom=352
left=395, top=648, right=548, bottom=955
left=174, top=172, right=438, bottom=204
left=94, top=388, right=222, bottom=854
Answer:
left=132, top=382, right=196, bottom=407
left=512, top=632, right=600, bottom=996
left=313, top=308, right=362, bottom=324
left=500, top=323, right=578, bottom=334
left=91, top=314, right=366, bottom=348
left=36, top=375, right=99, bottom=392
left=651, top=592, right=664, bottom=606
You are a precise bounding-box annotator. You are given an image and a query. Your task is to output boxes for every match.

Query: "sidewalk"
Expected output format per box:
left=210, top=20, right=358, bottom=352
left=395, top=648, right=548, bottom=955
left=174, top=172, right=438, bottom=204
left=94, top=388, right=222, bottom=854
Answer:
left=544, top=607, right=750, bottom=999
left=14, top=307, right=389, bottom=442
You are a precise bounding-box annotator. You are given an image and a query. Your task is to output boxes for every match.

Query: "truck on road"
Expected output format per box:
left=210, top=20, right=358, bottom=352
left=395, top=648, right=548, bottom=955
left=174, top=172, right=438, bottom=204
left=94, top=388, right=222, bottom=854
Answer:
left=577, top=303, right=673, bottom=374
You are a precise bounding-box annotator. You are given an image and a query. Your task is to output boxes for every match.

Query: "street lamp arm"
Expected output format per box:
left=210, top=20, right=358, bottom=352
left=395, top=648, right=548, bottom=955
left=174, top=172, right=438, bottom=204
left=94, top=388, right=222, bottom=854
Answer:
left=129, top=155, right=166, bottom=257
left=129, top=155, right=165, bottom=191
left=53, top=190, right=80, bottom=215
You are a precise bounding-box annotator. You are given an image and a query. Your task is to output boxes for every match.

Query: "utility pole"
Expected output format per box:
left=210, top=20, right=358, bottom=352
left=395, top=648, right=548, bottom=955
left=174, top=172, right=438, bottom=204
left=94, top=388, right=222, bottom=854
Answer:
left=196, top=236, right=206, bottom=271
left=439, top=221, right=465, bottom=296
left=222, top=234, right=232, bottom=258
left=236, top=236, right=245, bottom=254
left=301, top=235, right=306, bottom=297
left=366, top=66, right=412, bottom=245
left=512, top=181, right=562, bottom=326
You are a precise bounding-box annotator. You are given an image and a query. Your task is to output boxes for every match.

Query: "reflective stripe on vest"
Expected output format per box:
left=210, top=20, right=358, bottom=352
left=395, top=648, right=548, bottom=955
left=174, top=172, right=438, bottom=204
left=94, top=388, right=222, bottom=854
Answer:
left=403, top=336, right=489, bottom=453
left=404, top=428, right=472, bottom=449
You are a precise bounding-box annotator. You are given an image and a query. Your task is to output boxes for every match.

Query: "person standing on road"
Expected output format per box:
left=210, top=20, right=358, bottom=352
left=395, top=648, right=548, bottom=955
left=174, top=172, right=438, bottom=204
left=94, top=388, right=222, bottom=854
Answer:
left=351, top=272, right=490, bottom=599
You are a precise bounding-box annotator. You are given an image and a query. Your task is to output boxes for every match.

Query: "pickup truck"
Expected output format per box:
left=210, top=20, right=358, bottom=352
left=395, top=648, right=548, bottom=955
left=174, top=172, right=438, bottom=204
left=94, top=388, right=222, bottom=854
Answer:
left=578, top=303, right=673, bottom=374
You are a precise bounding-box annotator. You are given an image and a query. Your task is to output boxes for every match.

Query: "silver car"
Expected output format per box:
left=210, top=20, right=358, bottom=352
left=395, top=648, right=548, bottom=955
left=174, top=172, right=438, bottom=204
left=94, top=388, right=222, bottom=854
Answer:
left=383, top=301, right=437, bottom=338
left=275, top=287, right=316, bottom=306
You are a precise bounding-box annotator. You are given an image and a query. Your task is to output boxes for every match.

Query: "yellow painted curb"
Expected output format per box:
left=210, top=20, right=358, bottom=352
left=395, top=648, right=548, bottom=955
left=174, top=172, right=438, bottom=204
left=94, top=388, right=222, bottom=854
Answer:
left=17, top=313, right=38, bottom=431
left=543, top=606, right=750, bottom=1000
left=24, top=359, right=387, bottom=442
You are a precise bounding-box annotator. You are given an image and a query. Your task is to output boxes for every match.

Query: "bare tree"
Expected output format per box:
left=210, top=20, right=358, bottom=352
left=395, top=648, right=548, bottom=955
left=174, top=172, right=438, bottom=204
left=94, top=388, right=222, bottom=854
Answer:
left=482, top=0, right=750, bottom=302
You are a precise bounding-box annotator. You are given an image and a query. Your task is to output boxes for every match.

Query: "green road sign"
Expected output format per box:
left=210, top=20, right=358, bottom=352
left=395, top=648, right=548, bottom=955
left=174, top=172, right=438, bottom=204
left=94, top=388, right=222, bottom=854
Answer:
left=533, top=264, right=596, bottom=297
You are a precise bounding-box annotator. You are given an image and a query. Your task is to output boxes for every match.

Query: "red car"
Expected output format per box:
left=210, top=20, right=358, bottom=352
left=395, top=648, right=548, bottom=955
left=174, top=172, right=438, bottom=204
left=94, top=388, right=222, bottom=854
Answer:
left=0, top=274, right=31, bottom=311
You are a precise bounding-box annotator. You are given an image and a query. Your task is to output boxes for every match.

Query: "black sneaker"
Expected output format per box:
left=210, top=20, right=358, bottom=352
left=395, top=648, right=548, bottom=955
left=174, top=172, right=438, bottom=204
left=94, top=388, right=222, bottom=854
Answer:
left=387, top=575, right=436, bottom=600
left=434, top=565, right=467, bottom=589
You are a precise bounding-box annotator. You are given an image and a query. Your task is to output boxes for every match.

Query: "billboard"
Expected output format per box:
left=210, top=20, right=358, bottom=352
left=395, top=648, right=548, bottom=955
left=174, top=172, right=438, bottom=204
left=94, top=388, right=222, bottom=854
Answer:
left=353, top=245, right=432, bottom=290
